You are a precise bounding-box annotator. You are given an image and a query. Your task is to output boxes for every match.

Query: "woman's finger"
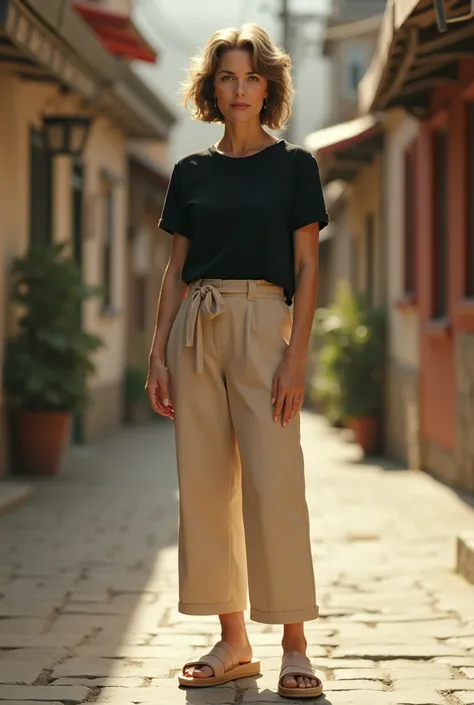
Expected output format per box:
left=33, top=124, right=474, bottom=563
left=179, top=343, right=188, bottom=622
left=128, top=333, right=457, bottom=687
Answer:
left=282, top=393, right=294, bottom=427
left=273, top=384, right=286, bottom=423
left=289, top=393, right=303, bottom=422
left=271, top=375, right=279, bottom=406
left=146, top=383, right=161, bottom=414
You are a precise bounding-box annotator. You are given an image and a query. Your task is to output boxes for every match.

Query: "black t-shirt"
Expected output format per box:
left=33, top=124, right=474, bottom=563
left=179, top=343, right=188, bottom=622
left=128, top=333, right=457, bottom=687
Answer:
left=158, top=138, right=329, bottom=304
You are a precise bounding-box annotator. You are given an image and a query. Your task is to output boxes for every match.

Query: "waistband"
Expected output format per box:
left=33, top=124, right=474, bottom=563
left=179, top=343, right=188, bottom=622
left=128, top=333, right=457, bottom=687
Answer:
left=185, top=279, right=284, bottom=374
left=189, top=278, right=284, bottom=299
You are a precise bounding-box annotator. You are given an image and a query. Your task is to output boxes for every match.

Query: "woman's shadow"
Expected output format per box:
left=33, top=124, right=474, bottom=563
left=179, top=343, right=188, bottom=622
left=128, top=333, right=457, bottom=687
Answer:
left=182, top=675, right=333, bottom=703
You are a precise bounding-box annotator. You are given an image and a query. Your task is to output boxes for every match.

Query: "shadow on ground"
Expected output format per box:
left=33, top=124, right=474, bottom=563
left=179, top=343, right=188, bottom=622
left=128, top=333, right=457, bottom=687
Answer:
left=0, top=417, right=180, bottom=697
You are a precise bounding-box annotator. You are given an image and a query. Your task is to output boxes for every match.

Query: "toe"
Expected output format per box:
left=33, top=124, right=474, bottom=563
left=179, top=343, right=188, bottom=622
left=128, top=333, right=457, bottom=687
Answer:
left=195, top=666, right=213, bottom=678
left=283, top=676, right=298, bottom=689
left=297, top=676, right=306, bottom=688
left=186, top=665, right=213, bottom=679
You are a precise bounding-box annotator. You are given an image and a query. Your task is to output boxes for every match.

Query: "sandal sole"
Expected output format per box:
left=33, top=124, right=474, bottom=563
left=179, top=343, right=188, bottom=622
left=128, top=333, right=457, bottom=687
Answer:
left=178, top=659, right=261, bottom=688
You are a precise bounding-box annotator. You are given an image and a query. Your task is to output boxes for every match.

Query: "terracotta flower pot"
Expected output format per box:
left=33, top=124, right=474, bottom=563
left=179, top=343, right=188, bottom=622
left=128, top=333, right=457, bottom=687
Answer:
left=347, top=416, right=380, bottom=455
left=14, top=410, right=72, bottom=475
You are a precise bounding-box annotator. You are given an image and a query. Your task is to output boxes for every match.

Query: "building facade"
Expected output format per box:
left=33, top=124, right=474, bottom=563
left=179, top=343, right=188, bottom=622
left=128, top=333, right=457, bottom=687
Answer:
left=0, top=0, right=177, bottom=475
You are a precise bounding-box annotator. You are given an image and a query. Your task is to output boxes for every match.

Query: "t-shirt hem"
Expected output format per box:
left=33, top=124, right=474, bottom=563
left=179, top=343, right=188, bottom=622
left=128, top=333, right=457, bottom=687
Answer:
left=157, top=218, right=191, bottom=238
left=292, top=215, right=329, bottom=232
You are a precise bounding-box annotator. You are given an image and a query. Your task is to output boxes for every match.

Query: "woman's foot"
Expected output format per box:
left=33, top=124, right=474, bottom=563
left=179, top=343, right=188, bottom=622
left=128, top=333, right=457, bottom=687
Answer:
left=282, top=625, right=319, bottom=690
left=184, top=611, right=252, bottom=679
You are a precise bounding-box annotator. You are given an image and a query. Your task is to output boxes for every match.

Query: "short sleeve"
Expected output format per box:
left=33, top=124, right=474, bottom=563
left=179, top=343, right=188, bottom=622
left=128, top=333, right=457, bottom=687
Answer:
left=290, top=149, right=329, bottom=233
left=158, top=161, right=190, bottom=238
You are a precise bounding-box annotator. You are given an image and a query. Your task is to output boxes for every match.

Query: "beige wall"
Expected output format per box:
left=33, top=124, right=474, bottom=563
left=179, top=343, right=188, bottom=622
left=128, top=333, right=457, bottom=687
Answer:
left=383, top=110, right=420, bottom=467
left=82, top=117, right=128, bottom=391
left=0, top=74, right=131, bottom=469
left=0, top=76, right=129, bottom=392
left=384, top=110, right=420, bottom=369
left=322, top=204, right=354, bottom=306
left=349, top=153, right=383, bottom=306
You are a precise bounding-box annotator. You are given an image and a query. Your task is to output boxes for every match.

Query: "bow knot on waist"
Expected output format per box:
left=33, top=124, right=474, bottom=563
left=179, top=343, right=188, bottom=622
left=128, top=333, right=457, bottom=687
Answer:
left=185, top=283, right=226, bottom=374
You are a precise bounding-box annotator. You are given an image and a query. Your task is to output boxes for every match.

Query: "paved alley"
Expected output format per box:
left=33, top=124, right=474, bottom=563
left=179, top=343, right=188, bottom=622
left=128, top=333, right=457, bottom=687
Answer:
left=1, top=413, right=474, bottom=705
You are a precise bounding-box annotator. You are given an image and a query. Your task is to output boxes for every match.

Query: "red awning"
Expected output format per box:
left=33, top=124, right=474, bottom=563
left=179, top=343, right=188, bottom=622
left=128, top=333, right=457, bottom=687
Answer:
left=72, top=0, right=157, bottom=63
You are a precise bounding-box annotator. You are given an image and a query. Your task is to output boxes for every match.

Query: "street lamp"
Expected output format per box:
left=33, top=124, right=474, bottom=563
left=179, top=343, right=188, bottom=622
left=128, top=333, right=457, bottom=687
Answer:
left=42, top=115, right=92, bottom=158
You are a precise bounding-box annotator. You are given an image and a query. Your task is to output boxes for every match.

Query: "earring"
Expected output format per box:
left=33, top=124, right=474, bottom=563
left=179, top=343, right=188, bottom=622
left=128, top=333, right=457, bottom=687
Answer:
left=214, top=96, right=218, bottom=108
left=263, top=97, right=268, bottom=110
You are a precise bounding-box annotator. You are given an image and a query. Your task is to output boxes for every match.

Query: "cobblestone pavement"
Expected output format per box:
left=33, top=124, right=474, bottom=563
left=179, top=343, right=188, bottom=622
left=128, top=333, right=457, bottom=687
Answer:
left=1, top=413, right=474, bottom=704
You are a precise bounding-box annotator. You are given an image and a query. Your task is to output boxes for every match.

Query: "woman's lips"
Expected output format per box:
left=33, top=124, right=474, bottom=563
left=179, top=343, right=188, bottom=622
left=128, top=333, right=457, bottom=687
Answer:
left=231, top=104, right=250, bottom=109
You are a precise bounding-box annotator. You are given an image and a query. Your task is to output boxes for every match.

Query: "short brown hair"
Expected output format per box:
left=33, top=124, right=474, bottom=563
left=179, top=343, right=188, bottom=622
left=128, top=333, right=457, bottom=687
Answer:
left=181, top=24, right=294, bottom=131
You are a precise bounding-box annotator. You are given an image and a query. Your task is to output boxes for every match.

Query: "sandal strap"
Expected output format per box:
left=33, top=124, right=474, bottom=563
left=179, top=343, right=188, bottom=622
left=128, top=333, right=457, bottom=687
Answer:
left=279, top=653, right=319, bottom=684
left=182, top=640, right=237, bottom=678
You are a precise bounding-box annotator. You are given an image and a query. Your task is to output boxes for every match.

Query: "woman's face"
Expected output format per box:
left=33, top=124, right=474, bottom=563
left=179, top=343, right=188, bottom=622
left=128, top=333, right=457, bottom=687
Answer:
left=213, top=49, right=268, bottom=123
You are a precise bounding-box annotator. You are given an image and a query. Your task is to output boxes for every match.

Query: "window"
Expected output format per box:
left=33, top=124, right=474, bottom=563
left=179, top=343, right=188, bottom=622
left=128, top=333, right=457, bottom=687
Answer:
left=102, top=186, right=114, bottom=310
left=432, top=127, right=449, bottom=319
left=365, top=213, right=375, bottom=303
left=403, top=143, right=417, bottom=297
left=467, top=102, right=474, bottom=297
left=342, top=42, right=371, bottom=99
left=349, top=62, right=364, bottom=93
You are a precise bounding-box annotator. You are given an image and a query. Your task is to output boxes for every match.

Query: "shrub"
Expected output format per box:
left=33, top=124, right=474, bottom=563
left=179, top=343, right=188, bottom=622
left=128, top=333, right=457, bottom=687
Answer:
left=312, top=281, right=387, bottom=422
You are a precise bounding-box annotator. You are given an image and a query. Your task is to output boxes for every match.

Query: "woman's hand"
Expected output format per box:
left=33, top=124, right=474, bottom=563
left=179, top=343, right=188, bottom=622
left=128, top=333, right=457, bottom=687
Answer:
left=145, top=358, right=175, bottom=420
left=271, top=354, right=306, bottom=427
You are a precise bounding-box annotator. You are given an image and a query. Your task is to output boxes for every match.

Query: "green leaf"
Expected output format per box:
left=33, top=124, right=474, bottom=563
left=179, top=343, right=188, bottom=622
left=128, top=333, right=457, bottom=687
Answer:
left=3, top=244, right=104, bottom=411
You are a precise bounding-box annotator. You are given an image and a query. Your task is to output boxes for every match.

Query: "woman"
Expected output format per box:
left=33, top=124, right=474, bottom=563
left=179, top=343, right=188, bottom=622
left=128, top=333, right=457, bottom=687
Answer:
left=145, top=23, right=328, bottom=699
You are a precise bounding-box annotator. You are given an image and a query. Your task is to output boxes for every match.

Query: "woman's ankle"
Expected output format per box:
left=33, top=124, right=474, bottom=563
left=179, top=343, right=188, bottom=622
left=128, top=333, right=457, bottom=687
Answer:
left=219, top=611, right=250, bottom=647
left=282, top=623, right=307, bottom=653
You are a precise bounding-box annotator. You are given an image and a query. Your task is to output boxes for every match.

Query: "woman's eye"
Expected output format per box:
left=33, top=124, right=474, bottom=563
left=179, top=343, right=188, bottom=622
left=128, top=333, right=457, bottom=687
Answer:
left=248, top=75, right=259, bottom=81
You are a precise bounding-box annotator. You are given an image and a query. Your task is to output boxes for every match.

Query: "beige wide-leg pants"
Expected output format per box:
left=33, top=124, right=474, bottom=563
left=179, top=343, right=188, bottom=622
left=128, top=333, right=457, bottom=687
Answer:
left=166, top=279, right=318, bottom=624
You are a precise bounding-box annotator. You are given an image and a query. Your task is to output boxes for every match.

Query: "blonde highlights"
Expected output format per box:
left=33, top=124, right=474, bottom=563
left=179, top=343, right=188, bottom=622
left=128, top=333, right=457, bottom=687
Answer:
left=181, top=23, right=294, bottom=131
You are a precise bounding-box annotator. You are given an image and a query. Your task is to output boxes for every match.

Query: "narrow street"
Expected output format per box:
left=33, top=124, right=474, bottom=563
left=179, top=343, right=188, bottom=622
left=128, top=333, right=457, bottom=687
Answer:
left=1, top=413, right=474, bottom=704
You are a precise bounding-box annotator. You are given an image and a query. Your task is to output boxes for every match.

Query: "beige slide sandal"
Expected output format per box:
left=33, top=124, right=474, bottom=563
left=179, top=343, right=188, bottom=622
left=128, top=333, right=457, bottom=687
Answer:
left=278, top=652, right=324, bottom=699
left=178, top=640, right=261, bottom=688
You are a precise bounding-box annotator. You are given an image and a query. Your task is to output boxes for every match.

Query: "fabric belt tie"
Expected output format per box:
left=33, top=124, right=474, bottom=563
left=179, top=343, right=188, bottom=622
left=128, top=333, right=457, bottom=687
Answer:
left=185, top=282, right=225, bottom=374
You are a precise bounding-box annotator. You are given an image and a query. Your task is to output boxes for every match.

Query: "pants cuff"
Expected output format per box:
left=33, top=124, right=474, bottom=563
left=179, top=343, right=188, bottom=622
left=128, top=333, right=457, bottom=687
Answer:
left=250, top=604, right=319, bottom=624
left=179, top=599, right=248, bottom=616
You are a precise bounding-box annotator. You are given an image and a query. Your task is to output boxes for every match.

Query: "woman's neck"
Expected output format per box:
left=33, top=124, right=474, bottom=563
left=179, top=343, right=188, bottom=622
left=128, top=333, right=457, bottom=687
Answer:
left=216, top=124, right=276, bottom=157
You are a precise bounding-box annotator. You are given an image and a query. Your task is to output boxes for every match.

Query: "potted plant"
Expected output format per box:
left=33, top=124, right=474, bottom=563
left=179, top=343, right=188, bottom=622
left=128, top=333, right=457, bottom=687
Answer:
left=313, top=282, right=387, bottom=454
left=3, top=243, right=103, bottom=475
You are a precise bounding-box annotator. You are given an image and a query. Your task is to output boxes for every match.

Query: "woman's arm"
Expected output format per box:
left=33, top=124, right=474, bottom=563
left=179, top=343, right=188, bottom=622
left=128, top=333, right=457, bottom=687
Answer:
left=146, top=234, right=190, bottom=418
left=272, top=222, right=319, bottom=427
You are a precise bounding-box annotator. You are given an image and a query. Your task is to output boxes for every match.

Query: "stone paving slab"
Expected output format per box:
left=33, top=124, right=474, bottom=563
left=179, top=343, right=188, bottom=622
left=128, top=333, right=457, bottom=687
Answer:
left=0, top=685, right=89, bottom=701
left=0, top=634, right=83, bottom=649
left=95, top=683, right=236, bottom=703
left=0, top=482, right=33, bottom=516
left=52, top=677, right=146, bottom=687
left=393, top=678, right=474, bottom=691
left=459, top=694, right=474, bottom=705
left=0, top=664, right=44, bottom=685
left=51, top=657, right=171, bottom=678
left=0, top=415, right=474, bottom=705
left=331, top=644, right=467, bottom=659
